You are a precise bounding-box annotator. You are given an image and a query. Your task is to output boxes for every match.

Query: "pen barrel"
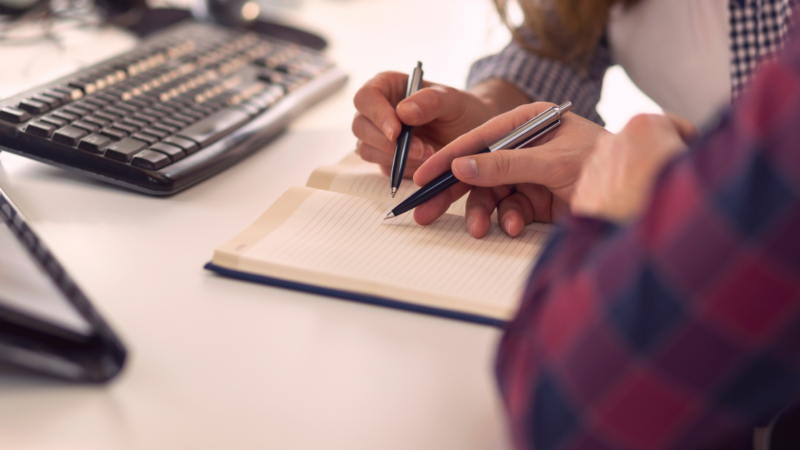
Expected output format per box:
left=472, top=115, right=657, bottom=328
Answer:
left=391, top=147, right=491, bottom=216
left=390, top=124, right=414, bottom=188
left=405, top=63, right=424, bottom=97
left=489, top=107, right=560, bottom=152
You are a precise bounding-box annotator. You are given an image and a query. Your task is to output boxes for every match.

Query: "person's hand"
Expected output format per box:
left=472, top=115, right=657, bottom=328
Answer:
left=413, top=102, right=610, bottom=238
left=352, top=72, right=499, bottom=178
left=571, top=113, right=697, bottom=223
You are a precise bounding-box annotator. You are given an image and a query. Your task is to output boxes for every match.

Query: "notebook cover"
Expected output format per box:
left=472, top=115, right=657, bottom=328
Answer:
left=204, top=262, right=507, bottom=328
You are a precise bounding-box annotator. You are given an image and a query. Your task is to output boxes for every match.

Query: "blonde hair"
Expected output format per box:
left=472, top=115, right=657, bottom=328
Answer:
left=493, top=0, right=642, bottom=67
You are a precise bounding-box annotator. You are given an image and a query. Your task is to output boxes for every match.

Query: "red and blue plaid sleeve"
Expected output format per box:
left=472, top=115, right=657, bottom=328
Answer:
left=498, top=25, right=800, bottom=450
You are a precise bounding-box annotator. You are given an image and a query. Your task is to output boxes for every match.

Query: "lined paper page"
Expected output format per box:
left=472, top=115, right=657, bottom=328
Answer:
left=234, top=188, right=552, bottom=318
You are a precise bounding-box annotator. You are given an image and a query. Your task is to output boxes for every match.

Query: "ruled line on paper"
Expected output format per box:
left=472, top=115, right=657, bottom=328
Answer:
left=242, top=190, right=552, bottom=308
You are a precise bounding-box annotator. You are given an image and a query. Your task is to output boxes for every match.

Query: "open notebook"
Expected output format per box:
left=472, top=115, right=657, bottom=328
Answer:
left=206, top=153, right=554, bottom=326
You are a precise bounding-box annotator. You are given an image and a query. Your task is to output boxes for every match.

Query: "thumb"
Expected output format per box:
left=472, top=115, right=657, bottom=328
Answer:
left=413, top=102, right=558, bottom=186
left=396, top=85, right=473, bottom=126
left=451, top=148, right=553, bottom=187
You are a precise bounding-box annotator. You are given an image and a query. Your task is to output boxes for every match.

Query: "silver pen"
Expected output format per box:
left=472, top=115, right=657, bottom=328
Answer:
left=385, top=101, right=573, bottom=219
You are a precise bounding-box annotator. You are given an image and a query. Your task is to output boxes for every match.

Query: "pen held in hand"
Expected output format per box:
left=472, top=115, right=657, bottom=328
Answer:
left=384, top=101, right=573, bottom=220
left=389, top=61, right=424, bottom=197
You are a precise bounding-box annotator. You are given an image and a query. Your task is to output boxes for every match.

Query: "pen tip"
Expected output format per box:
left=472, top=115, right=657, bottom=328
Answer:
left=391, top=187, right=397, bottom=198
left=384, top=212, right=395, bottom=220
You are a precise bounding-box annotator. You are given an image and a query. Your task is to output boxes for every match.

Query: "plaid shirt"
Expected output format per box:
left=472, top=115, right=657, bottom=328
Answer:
left=468, top=0, right=796, bottom=124
left=497, top=21, right=800, bottom=450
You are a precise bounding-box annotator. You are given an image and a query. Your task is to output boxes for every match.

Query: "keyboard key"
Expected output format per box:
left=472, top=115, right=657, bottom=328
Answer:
left=84, top=115, right=110, bottom=127
left=113, top=102, right=138, bottom=113
left=52, top=110, right=78, bottom=122
left=62, top=106, right=89, bottom=117
left=122, top=117, right=147, bottom=129
left=132, top=112, right=158, bottom=123
left=68, top=80, right=97, bottom=95
left=152, top=122, right=179, bottom=134
left=19, top=99, right=49, bottom=114
left=52, top=86, right=83, bottom=101
left=105, top=138, right=147, bottom=162
left=72, top=120, right=100, bottom=133
left=25, top=121, right=56, bottom=138
left=163, top=136, right=199, bottom=154
left=132, top=149, right=171, bottom=170
left=52, top=126, right=88, bottom=146
left=96, top=93, right=120, bottom=103
left=84, top=97, right=111, bottom=108
left=101, top=126, right=130, bottom=140
left=140, top=107, right=166, bottom=119
left=178, top=109, right=205, bottom=119
left=141, top=127, right=168, bottom=139
left=150, top=142, right=186, bottom=161
left=127, top=98, right=150, bottom=108
left=177, top=108, right=250, bottom=147
left=95, top=111, right=121, bottom=121
left=188, top=104, right=215, bottom=115
left=112, top=123, right=138, bottom=134
left=159, top=117, right=189, bottom=130
left=0, top=107, right=31, bottom=123
left=150, top=103, right=177, bottom=114
left=32, top=94, right=61, bottom=109
left=131, top=132, right=158, bottom=145
left=105, top=106, right=130, bottom=117
left=78, top=134, right=112, bottom=154
left=42, top=89, right=71, bottom=104
left=40, top=115, right=68, bottom=127
left=171, top=113, right=196, bottom=124
left=74, top=101, right=99, bottom=112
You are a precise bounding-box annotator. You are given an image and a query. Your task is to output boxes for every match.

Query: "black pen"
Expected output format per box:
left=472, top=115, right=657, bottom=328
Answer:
left=384, top=101, right=573, bottom=220
left=390, top=61, right=424, bottom=197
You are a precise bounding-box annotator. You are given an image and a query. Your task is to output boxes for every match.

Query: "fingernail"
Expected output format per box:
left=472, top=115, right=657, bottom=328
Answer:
left=382, top=122, right=394, bottom=140
left=409, top=140, right=424, bottom=160
left=398, top=101, right=421, bottom=120
left=504, top=217, right=513, bottom=234
left=424, top=143, right=436, bottom=158
left=453, top=158, right=478, bottom=179
left=467, top=215, right=475, bottom=234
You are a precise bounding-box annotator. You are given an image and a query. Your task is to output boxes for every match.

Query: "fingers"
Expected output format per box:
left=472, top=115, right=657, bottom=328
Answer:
left=450, top=148, right=556, bottom=188
left=353, top=112, right=428, bottom=161
left=396, top=85, right=470, bottom=126
left=495, top=192, right=533, bottom=237
left=414, top=102, right=557, bottom=186
left=357, top=141, right=423, bottom=178
left=353, top=72, right=409, bottom=141
left=413, top=182, right=472, bottom=225
left=465, top=187, right=497, bottom=238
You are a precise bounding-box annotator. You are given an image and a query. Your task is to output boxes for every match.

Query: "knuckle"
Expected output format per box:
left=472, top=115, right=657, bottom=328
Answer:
left=491, top=151, right=514, bottom=178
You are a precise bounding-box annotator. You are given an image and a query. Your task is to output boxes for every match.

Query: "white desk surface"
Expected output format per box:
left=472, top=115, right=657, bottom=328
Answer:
left=0, top=1, right=658, bottom=448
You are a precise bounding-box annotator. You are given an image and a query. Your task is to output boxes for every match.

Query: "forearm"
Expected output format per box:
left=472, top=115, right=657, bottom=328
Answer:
left=500, top=35, right=800, bottom=450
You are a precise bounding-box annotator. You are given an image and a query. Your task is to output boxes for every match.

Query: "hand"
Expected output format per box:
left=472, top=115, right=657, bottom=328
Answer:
left=571, top=113, right=697, bottom=223
left=352, top=73, right=510, bottom=178
left=413, top=102, right=610, bottom=238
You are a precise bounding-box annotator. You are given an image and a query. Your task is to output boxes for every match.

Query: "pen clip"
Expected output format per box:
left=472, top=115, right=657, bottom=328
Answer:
left=513, top=120, right=561, bottom=149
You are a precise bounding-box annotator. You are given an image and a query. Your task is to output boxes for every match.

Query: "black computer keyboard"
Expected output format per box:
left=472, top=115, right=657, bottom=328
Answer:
left=0, top=21, right=347, bottom=195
